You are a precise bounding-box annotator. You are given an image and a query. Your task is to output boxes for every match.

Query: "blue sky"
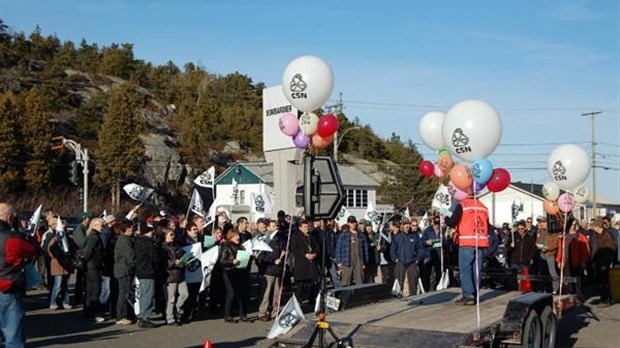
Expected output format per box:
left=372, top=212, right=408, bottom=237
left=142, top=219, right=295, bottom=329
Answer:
left=2, top=0, right=619, bottom=202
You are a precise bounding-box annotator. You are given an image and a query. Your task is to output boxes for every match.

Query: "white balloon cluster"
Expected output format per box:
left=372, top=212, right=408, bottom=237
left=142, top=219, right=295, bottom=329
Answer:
left=542, top=144, right=591, bottom=214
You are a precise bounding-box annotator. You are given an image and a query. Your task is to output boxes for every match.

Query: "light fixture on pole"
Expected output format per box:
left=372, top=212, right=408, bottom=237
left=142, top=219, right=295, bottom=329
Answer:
left=333, top=126, right=361, bottom=161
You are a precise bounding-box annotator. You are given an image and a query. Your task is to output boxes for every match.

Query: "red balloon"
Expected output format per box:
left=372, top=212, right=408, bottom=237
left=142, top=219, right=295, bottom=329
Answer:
left=419, top=160, right=434, bottom=177
left=316, top=114, right=339, bottom=137
left=487, top=168, right=511, bottom=192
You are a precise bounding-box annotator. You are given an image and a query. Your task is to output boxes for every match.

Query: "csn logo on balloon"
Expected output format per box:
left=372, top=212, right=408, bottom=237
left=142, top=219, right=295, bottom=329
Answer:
left=451, top=128, right=472, bottom=155
left=289, top=73, right=308, bottom=99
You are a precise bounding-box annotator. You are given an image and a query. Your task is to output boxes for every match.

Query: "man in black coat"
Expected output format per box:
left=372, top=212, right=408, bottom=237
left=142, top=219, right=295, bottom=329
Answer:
left=290, top=220, right=320, bottom=305
left=82, top=218, right=105, bottom=322
left=134, top=222, right=160, bottom=328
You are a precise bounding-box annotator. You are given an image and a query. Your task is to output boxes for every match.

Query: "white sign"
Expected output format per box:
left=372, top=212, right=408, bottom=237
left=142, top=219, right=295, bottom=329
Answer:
left=263, top=85, right=299, bottom=152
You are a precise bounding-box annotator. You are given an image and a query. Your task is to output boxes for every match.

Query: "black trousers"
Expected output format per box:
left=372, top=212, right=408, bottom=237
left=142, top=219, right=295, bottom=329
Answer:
left=116, top=276, right=135, bottom=321
left=395, top=262, right=419, bottom=296
left=84, top=272, right=101, bottom=318
left=222, top=270, right=245, bottom=319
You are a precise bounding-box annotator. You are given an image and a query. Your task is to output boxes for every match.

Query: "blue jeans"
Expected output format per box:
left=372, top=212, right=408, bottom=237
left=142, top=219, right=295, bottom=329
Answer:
left=50, top=275, right=70, bottom=307
left=0, top=292, right=25, bottom=348
left=459, top=247, right=484, bottom=299
left=138, top=278, right=155, bottom=320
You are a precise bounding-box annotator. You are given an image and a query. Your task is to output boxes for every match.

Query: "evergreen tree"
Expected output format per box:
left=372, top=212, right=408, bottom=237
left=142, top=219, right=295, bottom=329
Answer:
left=0, top=91, right=23, bottom=194
left=98, top=43, right=135, bottom=79
left=22, top=88, right=53, bottom=191
left=94, top=82, right=147, bottom=191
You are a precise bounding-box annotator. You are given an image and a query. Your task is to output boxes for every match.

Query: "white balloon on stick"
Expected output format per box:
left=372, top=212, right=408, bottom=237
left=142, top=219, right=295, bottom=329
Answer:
left=441, top=99, right=502, bottom=162
left=418, top=111, right=445, bottom=151
left=547, top=144, right=591, bottom=190
left=282, top=56, right=334, bottom=112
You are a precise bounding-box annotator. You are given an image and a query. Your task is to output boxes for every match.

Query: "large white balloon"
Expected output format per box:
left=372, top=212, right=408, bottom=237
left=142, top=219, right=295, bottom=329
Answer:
left=542, top=181, right=560, bottom=201
left=441, top=100, right=502, bottom=162
left=418, top=111, right=445, bottom=151
left=282, top=56, right=334, bottom=112
left=547, top=144, right=591, bottom=190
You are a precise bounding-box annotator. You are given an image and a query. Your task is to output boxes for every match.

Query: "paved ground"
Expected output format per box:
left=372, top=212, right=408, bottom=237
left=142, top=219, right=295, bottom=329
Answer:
left=22, top=286, right=620, bottom=348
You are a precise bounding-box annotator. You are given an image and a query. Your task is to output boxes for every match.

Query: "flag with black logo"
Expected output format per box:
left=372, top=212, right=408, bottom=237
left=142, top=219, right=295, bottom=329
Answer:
left=188, top=189, right=207, bottom=218
left=267, top=295, right=304, bottom=339
left=123, top=183, right=154, bottom=203
left=194, top=166, right=215, bottom=188
left=199, top=246, right=220, bottom=293
left=27, top=204, right=42, bottom=235
left=251, top=192, right=272, bottom=217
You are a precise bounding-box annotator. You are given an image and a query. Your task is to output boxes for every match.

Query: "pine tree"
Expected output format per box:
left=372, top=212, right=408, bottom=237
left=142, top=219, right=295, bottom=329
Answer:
left=22, top=88, right=53, bottom=191
left=0, top=91, right=23, bottom=194
left=94, top=82, right=147, bottom=206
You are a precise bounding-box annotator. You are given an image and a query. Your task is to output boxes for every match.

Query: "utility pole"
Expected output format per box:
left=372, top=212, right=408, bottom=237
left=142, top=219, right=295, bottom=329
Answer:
left=582, top=111, right=601, bottom=218
left=324, top=93, right=344, bottom=161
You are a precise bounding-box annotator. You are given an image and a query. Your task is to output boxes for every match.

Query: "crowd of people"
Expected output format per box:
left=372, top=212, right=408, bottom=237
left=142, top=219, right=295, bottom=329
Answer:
left=1, top=198, right=619, bottom=348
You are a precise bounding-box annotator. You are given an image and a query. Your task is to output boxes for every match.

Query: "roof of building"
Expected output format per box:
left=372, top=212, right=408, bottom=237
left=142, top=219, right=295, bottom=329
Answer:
left=216, top=161, right=379, bottom=188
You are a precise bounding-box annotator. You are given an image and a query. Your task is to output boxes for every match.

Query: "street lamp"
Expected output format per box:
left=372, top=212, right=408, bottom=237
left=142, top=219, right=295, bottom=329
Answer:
left=582, top=111, right=601, bottom=217
left=333, top=126, right=361, bottom=161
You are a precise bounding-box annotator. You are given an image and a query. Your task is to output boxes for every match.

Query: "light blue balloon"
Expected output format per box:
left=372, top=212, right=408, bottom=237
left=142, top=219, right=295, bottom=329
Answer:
left=471, top=158, right=493, bottom=184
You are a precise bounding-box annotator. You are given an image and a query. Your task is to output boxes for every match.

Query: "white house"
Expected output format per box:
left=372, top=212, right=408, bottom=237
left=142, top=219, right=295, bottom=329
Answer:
left=214, top=162, right=379, bottom=222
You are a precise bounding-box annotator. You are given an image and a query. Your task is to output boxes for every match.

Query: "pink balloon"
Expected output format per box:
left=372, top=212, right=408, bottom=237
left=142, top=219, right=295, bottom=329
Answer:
left=279, top=113, right=299, bottom=137
left=434, top=164, right=445, bottom=178
left=292, top=130, right=310, bottom=149
left=448, top=181, right=470, bottom=201
left=557, top=193, right=575, bottom=213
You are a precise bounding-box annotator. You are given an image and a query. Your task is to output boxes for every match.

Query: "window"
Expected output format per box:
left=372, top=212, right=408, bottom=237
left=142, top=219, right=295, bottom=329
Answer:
left=345, top=189, right=368, bottom=208
left=239, top=190, right=245, bottom=205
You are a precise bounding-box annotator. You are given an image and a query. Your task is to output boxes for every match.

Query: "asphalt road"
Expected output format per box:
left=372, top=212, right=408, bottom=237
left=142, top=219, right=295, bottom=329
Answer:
left=23, top=287, right=620, bottom=348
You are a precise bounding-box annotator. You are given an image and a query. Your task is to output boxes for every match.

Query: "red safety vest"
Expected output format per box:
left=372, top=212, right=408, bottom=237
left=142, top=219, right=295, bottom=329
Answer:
left=456, top=198, right=489, bottom=248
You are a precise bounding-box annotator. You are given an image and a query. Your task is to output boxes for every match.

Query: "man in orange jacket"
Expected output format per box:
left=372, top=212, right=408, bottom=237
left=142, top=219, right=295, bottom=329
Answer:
left=445, top=197, right=489, bottom=305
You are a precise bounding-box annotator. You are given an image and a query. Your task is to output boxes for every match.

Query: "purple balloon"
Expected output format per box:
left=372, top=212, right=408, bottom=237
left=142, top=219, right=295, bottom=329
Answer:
left=473, top=181, right=486, bottom=192
left=293, top=130, right=310, bottom=149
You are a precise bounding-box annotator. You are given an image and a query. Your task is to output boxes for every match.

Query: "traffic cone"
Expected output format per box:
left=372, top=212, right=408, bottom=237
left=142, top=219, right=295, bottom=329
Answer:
left=203, top=339, right=212, bottom=348
left=520, top=267, right=532, bottom=293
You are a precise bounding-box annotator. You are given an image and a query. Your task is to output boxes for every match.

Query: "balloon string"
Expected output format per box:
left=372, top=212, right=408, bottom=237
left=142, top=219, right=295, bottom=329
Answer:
left=274, top=149, right=305, bottom=317
left=473, top=182, right=481, bottom=341
left=557, top=209, right=568, bottom=318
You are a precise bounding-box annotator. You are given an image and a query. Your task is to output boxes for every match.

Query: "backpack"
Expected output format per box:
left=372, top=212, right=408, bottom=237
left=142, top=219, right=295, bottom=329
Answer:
left=72, top=249, right=87, bottom=271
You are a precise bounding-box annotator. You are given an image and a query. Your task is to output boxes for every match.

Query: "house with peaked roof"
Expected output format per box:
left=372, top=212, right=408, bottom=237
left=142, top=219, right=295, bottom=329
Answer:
left=214, top=162, right=380, bottom=222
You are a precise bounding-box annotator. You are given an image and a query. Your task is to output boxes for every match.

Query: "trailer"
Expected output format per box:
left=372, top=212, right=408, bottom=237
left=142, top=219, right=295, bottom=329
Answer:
left=272, top=287, right=579, bottom=348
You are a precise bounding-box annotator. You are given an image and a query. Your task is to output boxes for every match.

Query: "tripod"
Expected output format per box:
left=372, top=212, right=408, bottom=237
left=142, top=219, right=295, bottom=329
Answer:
left=303, top=225, right=347, bottom=348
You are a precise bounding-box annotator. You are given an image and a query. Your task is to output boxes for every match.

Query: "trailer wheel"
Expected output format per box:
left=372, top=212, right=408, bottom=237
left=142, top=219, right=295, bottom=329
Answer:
left=540, top=306, right=557, bottom=348
left=521, top=310, right=542, bottom=348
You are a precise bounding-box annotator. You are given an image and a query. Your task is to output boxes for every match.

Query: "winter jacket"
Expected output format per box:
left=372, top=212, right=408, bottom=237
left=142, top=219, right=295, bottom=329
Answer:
left=134, top=235, right=159, bottom=279
left=163, top=242, right=185, bottom=283
left=556, top=231, right=590, bottom=268
left=508, top=232, right=537, bottom=266
left=113, top=234, right=135, bottom=279
left=390, top=231, right=421, bottom=266
left=82, top=230, right=104, bottom=276
left=218, top=242, right=240, bottom=271
left=290, top=230, right=320, bottom=281
left=0, top=220, right=37, bottom=292
left=256, top=233, right=284, bottom=277
left=335, top=230, right=369, bottom=267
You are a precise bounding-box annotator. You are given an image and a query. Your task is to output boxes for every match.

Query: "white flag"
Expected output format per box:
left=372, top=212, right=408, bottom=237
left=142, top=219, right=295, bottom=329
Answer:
left=182, top=243, right=203, bottom=284
left=335, top=205, right=350, bottom=227
left=417, top=278, right=426, bottom=295
left=267, top=295, right=305, bottom=339
left=55, top=216, right=69, bottom=253
left=419, top=212, right=429, bottom=231
left=205, top=197, right=218, bottom=226
left=28, top=204, right=43, bottom=234
left=403, top=206, right=411, bottom=220
left=364, top=200, right=380, bottom=231
left=102, top=210, right=107, bottom=219
left=251, top=192, right=272, bottom=216
left=432, top=184, right=456, bottom=214
left=199, top=246, right=220, bottom=293
left=189, top=189, right=206, bottom=217
left=123, top=183, right=154, bottom=202
left=232, top=178, right=239, bottom=197
left=194, top=166, right=215, bottom=188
